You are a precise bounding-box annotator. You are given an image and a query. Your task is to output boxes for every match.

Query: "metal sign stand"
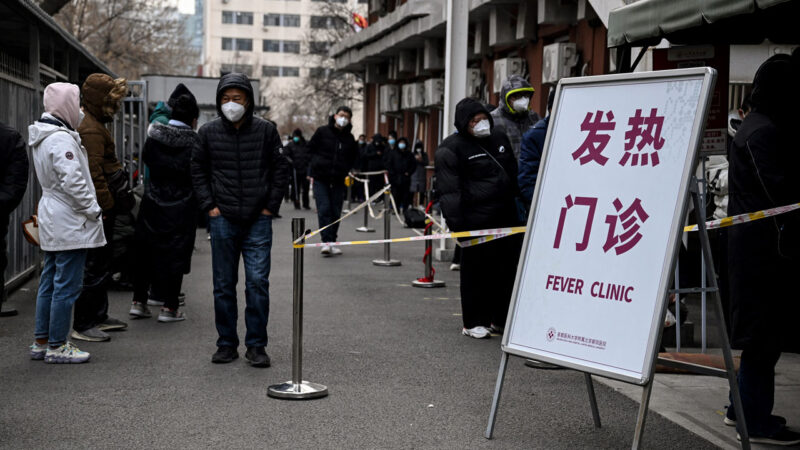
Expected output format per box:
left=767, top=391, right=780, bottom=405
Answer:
left=268, top=218, right=328, bottom=400
left=484, top=181, right=750, bottom=449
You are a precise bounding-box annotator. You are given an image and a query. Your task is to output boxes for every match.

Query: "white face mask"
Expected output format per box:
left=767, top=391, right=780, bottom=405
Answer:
left=472, top=119, right=491, bottom=137
left=336, top=116, right=349, bottom=127
left=511, top=97, right=530, bottom=113
left=221, top=101, right=246, bottom=122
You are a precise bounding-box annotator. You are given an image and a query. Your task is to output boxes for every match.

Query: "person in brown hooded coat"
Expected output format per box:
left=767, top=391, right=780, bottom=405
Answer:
left=71, top=73, right=131, bottom=343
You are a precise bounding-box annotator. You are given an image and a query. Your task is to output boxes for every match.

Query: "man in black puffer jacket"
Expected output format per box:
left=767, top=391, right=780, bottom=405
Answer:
left=191, top=72, right=290, bottom=367
left=307, top=106, right=358, bottom=256
left=435, top=98, right=523, bottom=340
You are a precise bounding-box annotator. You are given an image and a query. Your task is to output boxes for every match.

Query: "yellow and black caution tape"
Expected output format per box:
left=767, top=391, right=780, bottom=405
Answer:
left=683, top=202, right=800, bottom=232
left=293, top=227, right=528, bottom=249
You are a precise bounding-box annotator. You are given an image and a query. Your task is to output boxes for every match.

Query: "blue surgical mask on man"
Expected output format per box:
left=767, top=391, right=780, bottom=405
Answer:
left=293, top=136, right=300, bottom=143
left=398, top=143, right=407, bottom=150
left=388, top=138, right=396, bottom=146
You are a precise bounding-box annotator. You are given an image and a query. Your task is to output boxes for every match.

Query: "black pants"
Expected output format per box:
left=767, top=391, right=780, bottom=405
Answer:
left=728, top=348, right=783, bottom=437
left=73, top=214, right=115, bottom=332
left=0, top=215, right=8, bottom=306
left=294, top=176, right=310, bottom=209
left=133, top=265, right=183, bottom=310
left=459, top=234, right=523, bottom=329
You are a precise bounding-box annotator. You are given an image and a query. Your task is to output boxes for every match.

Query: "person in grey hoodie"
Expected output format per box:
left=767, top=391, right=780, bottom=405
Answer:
left=28, top=82, right=106, bottom=364
left=490, top=74, right=541, bottom=159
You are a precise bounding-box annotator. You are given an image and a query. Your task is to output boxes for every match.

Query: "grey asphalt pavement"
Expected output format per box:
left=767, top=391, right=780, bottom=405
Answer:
left=0, top=206, right=718, bottom=449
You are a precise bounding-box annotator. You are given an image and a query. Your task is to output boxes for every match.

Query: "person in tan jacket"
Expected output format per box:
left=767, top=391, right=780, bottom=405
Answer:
left=71, top=73, right=130, bottom=343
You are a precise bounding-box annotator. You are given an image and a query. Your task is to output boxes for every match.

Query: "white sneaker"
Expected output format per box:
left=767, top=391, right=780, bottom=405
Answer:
left=330, top=245, right=342, bottom=256
left=29, top=342, right=47, bottom=360
left=462, top=326, right=491, bottom=339
left=146, top=298, right=165, bottom=306
left=44, top=342, right=90, bottom=364
left=320, top=244, right=332, bottom=256
left=129, top=302, right=152, bottom=318
left=450, top=263, right=461, bottom=271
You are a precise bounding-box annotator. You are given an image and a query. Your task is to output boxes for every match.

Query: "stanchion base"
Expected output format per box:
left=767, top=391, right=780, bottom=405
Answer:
left=412, top=279, right=446, bottom=288
left=267, top=381, right=328, bottom=400
left=355, top=227, right=375, bottom=233
left=373, top=259, right=401, bottom=266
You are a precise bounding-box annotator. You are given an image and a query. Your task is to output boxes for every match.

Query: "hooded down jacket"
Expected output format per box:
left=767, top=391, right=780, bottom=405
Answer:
left=490, top=75, right=541, bottom=159
left=434, top=98, right=520, bottom=232
left=79, top=74, right=127, bottom=211
left=307, top=115, right=359, bottom=184
left=0, top=122, right=29, bottom=215
left=191, top=72, right=290, bottom=222
left=28, top=113, right=105, bottom=251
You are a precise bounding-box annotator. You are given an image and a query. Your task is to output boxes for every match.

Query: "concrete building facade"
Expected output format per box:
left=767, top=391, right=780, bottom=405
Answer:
left=202, top=0, right=368, bottom=136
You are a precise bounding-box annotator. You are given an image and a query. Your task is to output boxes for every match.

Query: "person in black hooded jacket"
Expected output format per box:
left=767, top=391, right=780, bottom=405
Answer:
left=724, top=54, right=800, bottom=445
left=307, top=106, right=358, bottom=256
left=129, top=84, right=200, bottom=323
left=434, top=98, right=523, bottom=339
left=283, top=128, right=311, bottom=209
left=191, top=72, right=290, bottom=367
left=0, top=121, right=29, bottom=317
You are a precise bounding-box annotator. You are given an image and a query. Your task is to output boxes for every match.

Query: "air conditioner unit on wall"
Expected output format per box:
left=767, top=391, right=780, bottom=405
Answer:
left=402, top=83, right=424, bottom=110
left=466, top=68, right=481, bottom=98
left=542, top=43, right=578, bottom=84
left=423, top=78, right=444, bottom=106
left=493, top=58, right=525, bottom=93
left=379, top=84, right=400, bottom=113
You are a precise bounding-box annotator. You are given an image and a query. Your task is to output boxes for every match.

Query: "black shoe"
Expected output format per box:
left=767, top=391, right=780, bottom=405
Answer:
left=738, top=428, right=800, bottom=446
left=211, top=346, right=239, bottom=364
left=245, top=347, right=271, bottom=368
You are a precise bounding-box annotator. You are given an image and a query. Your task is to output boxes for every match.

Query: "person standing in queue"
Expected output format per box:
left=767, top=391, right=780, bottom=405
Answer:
left=435, top=98, right=524, bottom=339
left=307, top=106, right=359, bottom=256
left=192, top=73, right=290, bottom=367
left=724, top=54, right=800, bottom=446
left=129, top=84, right=200, bottom=322
left=490, top=75, right=540, bottom=159
left=383, top=136, right=415, bottom=214
left=71, top=74, right=130, bottom=343
left=283, top=129, right=311, bottom=210
left=28, top=83, right=105, bottom=363
left=0, top=121, right=29, bottom=317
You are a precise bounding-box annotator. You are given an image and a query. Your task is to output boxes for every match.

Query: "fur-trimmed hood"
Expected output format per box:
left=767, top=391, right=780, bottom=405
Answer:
left=82, top=74, right=127, bottom=123
left=147, top=122, right=200, bottom=150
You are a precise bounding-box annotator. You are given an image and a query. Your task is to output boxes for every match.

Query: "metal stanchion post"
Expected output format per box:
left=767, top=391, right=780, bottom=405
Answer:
left=355, top=206, right=375, bottom=232
left=373, top=190, right=401, bottom=266
left=343, top=179, right=352, bottom=214
left=412, top=222, right=446, bottom=288
left=268, top=218, right=328, bottom=400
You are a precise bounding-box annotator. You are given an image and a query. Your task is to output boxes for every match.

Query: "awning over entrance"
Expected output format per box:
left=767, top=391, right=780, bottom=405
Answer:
left=608, top=0, right=800, bottom=48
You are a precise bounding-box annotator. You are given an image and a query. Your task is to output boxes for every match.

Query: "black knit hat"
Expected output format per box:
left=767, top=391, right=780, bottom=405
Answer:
left=168, top=83, right=192, bottom=108
left=170, top=87, right=199, bottom=124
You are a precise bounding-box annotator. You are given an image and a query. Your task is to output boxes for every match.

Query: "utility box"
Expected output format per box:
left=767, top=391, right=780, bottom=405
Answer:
left=379, top=84, right=400, bottom=113
left=542, top=43, right=578, bottom=84
left=402, top=82, right=425, bottom=109
left=493, top=58, right=525, bottom=93
left=424, top=78, right=444, bottom=106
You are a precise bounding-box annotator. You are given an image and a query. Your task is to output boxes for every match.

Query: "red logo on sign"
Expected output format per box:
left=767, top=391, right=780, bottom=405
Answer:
left=546, top=328, right=556, bottom=342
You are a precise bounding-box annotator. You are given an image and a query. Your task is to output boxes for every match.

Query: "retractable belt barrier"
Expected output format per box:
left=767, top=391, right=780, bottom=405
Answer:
left=295, top=195, right=800, bottom=250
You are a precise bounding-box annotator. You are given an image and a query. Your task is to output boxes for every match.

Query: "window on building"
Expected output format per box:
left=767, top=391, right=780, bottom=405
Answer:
left=310, top=15, right=347, bottom=29
left=263, top=39, right=280, bottom=52
left=222, top=38, right=252, bottom=51
left=222, top=11, right=253, bottom=25
left=282, top=14, right=300, bottom=27
left=309, top=67, right=333, bottom=78
left=262, top=65, right=281, bottom=77
left=221, top=64, right=253, bottom=77
left=282, top=40, right=300, bottom=54
left=263, top=13, right=281, bottom=26
left=309, top=41, right=330, bottom=55
left=283, top=67, right=300, bottom=77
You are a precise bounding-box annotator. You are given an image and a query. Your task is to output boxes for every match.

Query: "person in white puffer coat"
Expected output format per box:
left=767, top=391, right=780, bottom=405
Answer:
left=27, top=82, right=105, bottom=364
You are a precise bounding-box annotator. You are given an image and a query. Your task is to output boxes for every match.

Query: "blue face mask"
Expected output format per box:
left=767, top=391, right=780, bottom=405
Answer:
left=398, top=143, right=407, bottom=150
left=388, top=138, right=396, bottom=146
left=293, top=136, right=300, bottom=143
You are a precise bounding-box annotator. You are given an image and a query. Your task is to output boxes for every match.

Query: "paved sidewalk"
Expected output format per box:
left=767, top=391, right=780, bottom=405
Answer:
left=0, top=206, right=745, bottom=448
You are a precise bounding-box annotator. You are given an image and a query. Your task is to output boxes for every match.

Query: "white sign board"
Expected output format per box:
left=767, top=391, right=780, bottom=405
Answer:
left=503, top=68, right=716, bottom=385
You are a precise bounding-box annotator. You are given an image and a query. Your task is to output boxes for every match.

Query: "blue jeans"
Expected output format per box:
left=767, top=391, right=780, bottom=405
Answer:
left=209, top=214, right=273, bottom=348
left=35, top=250, right=88, bottom=347
left=313, top=180, right=345, bottom=243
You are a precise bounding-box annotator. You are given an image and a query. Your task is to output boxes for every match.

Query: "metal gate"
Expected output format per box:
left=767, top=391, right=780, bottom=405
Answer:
left=112, top=80, right=147, bottom=187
